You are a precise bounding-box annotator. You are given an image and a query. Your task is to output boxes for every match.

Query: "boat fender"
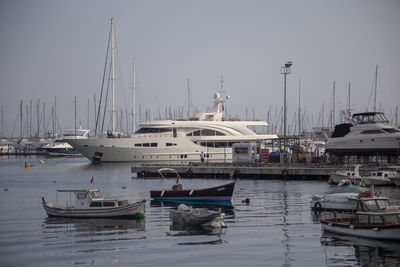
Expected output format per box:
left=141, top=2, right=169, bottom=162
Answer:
left=161, top=190, right=165, bottom=197
left=189, top=190, right=194, bottom=196
left=186, top=169, right=193, bottom=177
left=314, top=201, right=322, bottom=211
left=281, top=169, right=288, bottom=177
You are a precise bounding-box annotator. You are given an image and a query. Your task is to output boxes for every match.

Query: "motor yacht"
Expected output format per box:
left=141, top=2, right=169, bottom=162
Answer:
left=325, top=112, right=400, bottom=156
left=66, top=89, right=278, bottom=163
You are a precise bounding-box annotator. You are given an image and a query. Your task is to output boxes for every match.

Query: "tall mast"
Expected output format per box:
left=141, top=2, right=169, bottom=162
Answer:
left=111, top=18, right=115, bottom=133
left=187, top=78, right=191, bottom=119
left=332, top=81, right=335, bottom=127
left=374, top=64, right=378, bottom=112
left=132, top=58, right=136, bottom=133
left=298, top=78, right=301, bottom=135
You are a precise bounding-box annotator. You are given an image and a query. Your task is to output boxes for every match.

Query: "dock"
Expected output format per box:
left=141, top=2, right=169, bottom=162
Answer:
left=131, top=163, right=341, bottom=180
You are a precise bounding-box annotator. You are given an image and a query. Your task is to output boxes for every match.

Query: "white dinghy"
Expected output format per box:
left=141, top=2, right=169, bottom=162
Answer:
left=170, top=204, right=225, bottom=228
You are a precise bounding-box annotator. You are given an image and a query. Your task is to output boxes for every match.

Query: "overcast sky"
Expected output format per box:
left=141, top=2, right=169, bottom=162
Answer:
left=0, top=0, right=399, bottom=137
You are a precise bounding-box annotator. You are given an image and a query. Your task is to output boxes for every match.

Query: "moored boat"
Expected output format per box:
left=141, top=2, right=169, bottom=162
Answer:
left=150, top=168, right=235, bottom=203
left=42, top=188, right=146, bottom=218
left=320, top=196, right=400, bottom=241
left=170, top=204, right=225, bottom=228
left=329, top=164, right=362, bottom=185
left=362, top=168, right=398, bottom=186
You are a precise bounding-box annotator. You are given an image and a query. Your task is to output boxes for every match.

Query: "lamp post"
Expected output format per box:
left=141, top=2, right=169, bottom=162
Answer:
left=280, top=61, right=292, bottom=153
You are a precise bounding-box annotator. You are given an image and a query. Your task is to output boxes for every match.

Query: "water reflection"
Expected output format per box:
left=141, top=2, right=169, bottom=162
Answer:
left=42, top=217, right=145, bottom=243
left=150, top=200, right=235, bottom=216
left=321, top=232, right=400, bottom=266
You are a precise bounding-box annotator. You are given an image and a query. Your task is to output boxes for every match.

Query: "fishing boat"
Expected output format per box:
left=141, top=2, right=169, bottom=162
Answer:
left=311, top=189, right=390, bottom=212
left=329, top=164, right=362, bottom=185
left=362, top=168, right=398, bottom=186
left=320, top=196, right=400, bottom=241
left=150, top=168, right=235, bottom=203
left=42, top=188, right=146, bottom=218
left=170, top=204, right=225, bottom=228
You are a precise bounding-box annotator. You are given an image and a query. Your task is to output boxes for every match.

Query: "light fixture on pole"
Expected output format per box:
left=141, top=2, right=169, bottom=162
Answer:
left=280, top=61, right=292, bottom=153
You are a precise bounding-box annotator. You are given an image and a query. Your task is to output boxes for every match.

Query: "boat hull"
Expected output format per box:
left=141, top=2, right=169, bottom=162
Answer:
left=321, top=220, right=400, bottom=241
left=150, top=182, right=235, bottom=203
left=42, top=200, right=146, bottom=218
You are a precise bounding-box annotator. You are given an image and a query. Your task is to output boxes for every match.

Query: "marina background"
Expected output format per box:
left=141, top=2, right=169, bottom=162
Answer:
left=1, top=156, right=400, bottom=266
left=0, top=0, right=400, bottom=136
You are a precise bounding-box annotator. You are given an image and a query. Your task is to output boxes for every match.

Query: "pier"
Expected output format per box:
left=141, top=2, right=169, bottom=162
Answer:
left=131, top=163, right=340, bottom=180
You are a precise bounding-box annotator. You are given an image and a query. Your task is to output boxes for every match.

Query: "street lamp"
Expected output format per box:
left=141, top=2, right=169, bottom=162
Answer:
left=280, top=61, right=292, bottom=154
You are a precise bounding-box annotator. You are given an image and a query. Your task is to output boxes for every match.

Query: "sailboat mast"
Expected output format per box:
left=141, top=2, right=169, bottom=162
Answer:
left=298, top=78, right=301, bottom=135
left=132, top=58, right=136, bottom=133
left=111, top=18, right=115, bottom=133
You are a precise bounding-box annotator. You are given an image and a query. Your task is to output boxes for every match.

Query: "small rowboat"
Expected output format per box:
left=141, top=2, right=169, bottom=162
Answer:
left=150, top=168, right=235, bottom=203
left=42, top=188, right=146, bottom=218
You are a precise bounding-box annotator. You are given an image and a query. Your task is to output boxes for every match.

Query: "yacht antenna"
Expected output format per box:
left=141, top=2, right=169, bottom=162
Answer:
left=187, top=78, right=191, bottom=119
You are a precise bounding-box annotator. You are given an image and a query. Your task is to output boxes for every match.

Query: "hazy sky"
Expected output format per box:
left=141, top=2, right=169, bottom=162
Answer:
left=0, top=0, right=399, bottom=136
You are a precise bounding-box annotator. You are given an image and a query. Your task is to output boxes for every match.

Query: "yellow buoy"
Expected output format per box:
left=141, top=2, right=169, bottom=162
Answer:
left=24, top=162, right=30, bottom=168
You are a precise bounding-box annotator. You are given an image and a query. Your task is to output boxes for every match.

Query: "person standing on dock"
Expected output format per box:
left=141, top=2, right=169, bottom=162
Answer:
left=200, top=151, right=204, bottom=163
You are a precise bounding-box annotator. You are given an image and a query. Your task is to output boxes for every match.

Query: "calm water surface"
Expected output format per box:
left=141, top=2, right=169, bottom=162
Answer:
left=1, top=156, right=400, bottom=266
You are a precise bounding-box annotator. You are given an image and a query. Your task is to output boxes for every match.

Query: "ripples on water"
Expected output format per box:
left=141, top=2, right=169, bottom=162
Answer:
left=1, top=156, right=400, bottom=266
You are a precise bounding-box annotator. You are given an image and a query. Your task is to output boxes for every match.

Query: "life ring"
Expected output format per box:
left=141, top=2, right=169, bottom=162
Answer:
left=186, top=169, right=193, bottom=177
left=314, top=201, right=322, bottom=211
left=281, top=169, right=288, bottom=177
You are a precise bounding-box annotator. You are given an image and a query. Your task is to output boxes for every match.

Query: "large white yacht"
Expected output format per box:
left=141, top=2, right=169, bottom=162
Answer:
left=66, top=91, right=278, bottom=163
left=325, top=112, right=400, bottom=156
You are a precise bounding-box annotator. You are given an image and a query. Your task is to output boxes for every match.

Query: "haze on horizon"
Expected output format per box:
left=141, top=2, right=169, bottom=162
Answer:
left=0, top=0, right=399, bottom=137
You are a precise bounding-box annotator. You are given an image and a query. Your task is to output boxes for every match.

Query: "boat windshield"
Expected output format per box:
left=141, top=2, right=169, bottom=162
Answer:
left=363, top=200, right=379, bottom=211
left=89, top=190, right=103, bottom=199
left=376, top=200, right=388, bottom=209
left=352, top=112, right=388, bottom=124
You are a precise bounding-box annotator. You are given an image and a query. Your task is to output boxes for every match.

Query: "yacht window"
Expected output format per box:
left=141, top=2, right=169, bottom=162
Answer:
left=103, top=201, right=115, bottom=207
left=77, top=193, right=87, bottom=199
left=361, top=130, right=384, bottom=134
left=143, top=143, right=150, bottom=147
left=200, top=142, right=207, bottom=147
left=215, top=142, right=227, bottom=148
left=151, top=143, right=157, bottom=147
left=201, top=129, right=216, bottom=136
left=216, top=131, right=225, bottom=136
left=135, top=143, right=142, bottom=147
left=193, top=130, right=201, bottom=136
left=383, top=128, right=400, bottom=133
left=166, top=143, right=177, bottom=146
left=227, top=142, right=235, bottom=147
left=377, top=172, right=382, bottom=177
left=186, top=132, right=193, bottom=136
left=173, top=129, right=177, bottom=138
left=90, top=202, right=102, bottom=207
left=364, top=200, right=378, bottom=211
left=159, top=128, right=172, bottom=133
left=207, top=142, right=215, bottom=147
left=377, top=200, right=388, bottom=209
left=184, top=154, right=187, bottom=158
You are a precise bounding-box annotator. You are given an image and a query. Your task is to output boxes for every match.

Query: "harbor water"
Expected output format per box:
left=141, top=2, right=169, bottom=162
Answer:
left=1, top=156, right=400, bottom=266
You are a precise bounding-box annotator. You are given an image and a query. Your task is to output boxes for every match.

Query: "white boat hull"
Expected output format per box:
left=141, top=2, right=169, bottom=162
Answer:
left=363, top=177, right=393, bottom=186
left=321, top=222, right=400, bottom=241
left=43, top=200, right=146, bottom=218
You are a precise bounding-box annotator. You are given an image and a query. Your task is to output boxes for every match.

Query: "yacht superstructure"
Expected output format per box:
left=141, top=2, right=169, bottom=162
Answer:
left=325, top=112, right=400, bottom=156
left=67, top=90, right=278, bottom=163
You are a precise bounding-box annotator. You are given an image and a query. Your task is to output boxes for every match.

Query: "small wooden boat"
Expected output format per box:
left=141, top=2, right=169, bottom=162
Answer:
left=150, top=168, right=235, bottom=203
left=170, top=204, right=225, bottom=228
left=320, top=196, right=400, bottom=241
left=42, top=188, right=146, bottom=218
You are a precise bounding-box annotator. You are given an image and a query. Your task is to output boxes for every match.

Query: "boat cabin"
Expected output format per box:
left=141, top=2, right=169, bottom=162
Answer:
left=56, top=189, right=128, bottom=209
left=356, top=197, right=390, bottom=212
left=352, top=112, right=388, bottom=124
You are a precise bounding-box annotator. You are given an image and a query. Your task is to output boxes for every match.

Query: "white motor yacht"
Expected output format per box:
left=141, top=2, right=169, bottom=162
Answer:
left=66, top=90, right=278, bottom=163
left=43, top=128, right=90, bottom=156
left=325, top=112, right=400, bottom=156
